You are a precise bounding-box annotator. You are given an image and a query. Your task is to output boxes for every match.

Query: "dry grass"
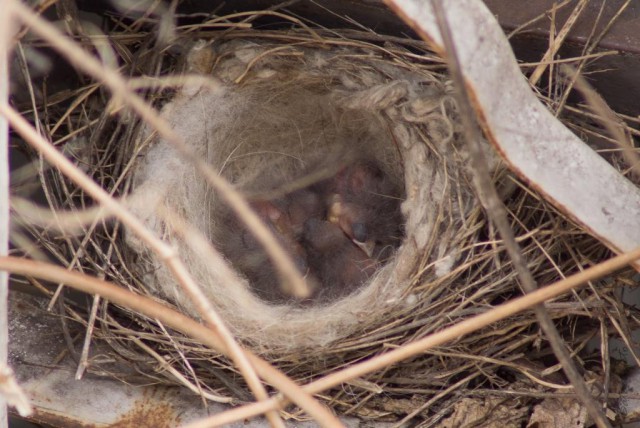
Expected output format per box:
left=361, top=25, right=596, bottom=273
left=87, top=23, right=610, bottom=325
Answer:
left=5, top=1, right=640, bottom=426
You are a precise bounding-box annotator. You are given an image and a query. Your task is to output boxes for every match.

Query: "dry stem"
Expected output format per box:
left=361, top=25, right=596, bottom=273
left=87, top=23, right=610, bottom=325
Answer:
left=0, top=256, right=344, bottom=427
left=430, top=1, right=611, bottom=426
left=9, top=0, right=310, bottom=302
left=0, top=1, right=11, bottom=424
left=9, top=1, right=639, bottom=424
left=1, top=246, right=638, bottom=426
left=179, top=244, right=640, bottom=427
left=0, top=105, right=334, bottom=427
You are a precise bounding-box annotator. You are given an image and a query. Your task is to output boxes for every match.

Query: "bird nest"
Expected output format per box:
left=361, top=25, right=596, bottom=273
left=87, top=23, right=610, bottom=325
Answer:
left=14, top=6, right=639, bottom=425
left=124, top=34, right=479, bottom=352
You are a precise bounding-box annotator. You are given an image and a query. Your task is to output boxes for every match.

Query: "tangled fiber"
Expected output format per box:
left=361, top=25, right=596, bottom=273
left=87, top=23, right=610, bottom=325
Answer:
left=126, top=37, right=477, bottom=352
left=15, top=6, right=639, bottom=424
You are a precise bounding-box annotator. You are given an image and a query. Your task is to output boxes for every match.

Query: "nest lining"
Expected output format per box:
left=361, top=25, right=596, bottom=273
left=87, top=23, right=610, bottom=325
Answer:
left=17, top=10, right=640, bottom=423
left=126, top=37, right=476, bottom=352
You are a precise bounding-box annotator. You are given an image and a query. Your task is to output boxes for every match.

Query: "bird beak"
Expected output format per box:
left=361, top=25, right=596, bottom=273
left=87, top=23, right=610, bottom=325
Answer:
left=353, top=239, right=375, bottom=258
left=327, top=195, right=343, bottom=224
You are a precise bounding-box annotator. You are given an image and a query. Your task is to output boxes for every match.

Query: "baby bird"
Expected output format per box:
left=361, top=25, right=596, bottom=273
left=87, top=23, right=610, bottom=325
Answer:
left=302, top=218, right=379, bottom=301
left=222, top=196, right=313, bottom=304
left=315, top=160, right=403, bottom=262
left=219, top=159, right=403, bottom=305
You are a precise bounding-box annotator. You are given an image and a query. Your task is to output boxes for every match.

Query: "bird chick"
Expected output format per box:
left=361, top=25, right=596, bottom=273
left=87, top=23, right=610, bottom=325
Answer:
left=221, top=198, right=313, bottom=304
left=316, top=160, right=403, bottom=261
left=302, top=218, right=379, bottom=301
left=285, top=188, right=323, bottom=236
left=218, top=159, right=403, bottom=305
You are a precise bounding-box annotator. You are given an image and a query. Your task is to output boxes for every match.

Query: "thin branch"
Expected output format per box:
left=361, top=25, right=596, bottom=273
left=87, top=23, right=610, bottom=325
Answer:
left=130, top=336, right=234, bottom=404
left=562, top=65, right=640, bottom=180
left=506, top=0, right=574, bottom=39
left=554, top=0, right=633, bottom=116
left=11, top=197, right=109, bottom=233
left=528, top=0, right=589, bottom=86
left=0, top=104, right=331, bottom=428
left=0, top=256, right=344, bottom=428
left=179, top=244, right=640, bottom=427
left=74, top=294, right=100, bottom=380
left=430, top=1, right=611, bottom=426
left=0, top=2, right=13, bottom=425
left=8, top=0, right=310, bottom=302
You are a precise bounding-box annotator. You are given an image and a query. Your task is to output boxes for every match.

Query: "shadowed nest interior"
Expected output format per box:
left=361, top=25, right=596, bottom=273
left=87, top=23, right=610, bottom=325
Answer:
left=12, top=4, right=640, bottom=425
left=124, top=35, right=477, bottom=352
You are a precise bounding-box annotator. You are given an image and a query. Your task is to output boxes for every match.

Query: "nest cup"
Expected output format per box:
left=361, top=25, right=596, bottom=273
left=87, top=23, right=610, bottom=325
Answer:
left=22, top=7, right=637, bottom=422
left=127, top=37, right=476, bottom=352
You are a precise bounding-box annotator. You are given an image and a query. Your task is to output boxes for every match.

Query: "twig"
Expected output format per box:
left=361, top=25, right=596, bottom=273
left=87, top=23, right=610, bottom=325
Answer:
left=0, top=249, right=635, bottom=426
left=562, top=65, right=640, bottom=180
left=518, top=50, right=619, bottom=68
left=0, top=104, right=313, bottom=428
left=0, top=364, right=31, bottom=418
left=506, top=0, right=574, bottom=39
left=392, top=372, right=480, bottom=427
left=130, top=336, right=233, bottom=404
left=177, top=244, right=640, bottom=427
left=10, top=197, right=109, bottom=233
left=554, top=0, right=632, bottom=117
left=0, top=2, right=13, bottom=425
left=4, top=3, right=321, bottom=427
left=528, top=0, right=588, bottom=86
left=184, top=10, right=323, bottom=42
left=429, top=1, right=611, bottom=426
left=0, top=256, right=345, bottom=428
left=9, top=0, right=310, bottom=303
left=74, top=293, right=100, bottom=379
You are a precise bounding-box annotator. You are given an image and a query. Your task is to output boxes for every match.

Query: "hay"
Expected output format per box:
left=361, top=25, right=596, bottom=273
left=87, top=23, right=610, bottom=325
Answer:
left=126, top=36, right=476, bottom=352
left=13, top=4, right=639, bottom=424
